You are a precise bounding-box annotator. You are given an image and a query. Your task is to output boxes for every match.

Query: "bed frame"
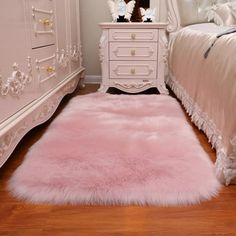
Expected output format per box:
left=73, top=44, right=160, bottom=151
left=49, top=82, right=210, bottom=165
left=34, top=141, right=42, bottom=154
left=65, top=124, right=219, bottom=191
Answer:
left=166, top=0, right=236, bottom=185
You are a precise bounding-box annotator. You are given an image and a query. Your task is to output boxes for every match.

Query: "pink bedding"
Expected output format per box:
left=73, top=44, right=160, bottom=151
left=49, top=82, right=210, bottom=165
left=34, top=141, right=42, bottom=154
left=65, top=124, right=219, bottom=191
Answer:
left=168, top=23, right=236, bottom=185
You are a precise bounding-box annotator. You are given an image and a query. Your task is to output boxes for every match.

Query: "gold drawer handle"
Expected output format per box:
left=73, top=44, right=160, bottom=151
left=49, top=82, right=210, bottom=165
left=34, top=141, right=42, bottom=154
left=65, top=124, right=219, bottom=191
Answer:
left=46, top=66, right=55, bottom=73
left=130, top=68, right=136, bottom=75
left=39, top=18, right=50, bottom=26
left=130, top=50, right=136, bottom=56
left=131, top=33, right=136, bottom=40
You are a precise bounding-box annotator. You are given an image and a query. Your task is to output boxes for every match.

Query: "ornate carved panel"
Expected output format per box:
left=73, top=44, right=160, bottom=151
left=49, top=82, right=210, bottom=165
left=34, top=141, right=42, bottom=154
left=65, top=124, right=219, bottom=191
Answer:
left=0, top=58, right=32, bottom=97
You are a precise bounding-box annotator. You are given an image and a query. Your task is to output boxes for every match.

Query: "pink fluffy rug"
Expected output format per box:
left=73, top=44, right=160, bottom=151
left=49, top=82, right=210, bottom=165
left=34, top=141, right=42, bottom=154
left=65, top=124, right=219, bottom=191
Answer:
left=8, top=93, right=221, bottom=205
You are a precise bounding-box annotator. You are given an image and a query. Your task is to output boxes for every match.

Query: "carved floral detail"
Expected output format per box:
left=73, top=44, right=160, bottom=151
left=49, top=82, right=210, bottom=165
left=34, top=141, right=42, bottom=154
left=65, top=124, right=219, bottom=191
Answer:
left=114, top=81, right=153, bottom=90
left=99, top=32, right=108, bottom=63
left=0, top=124, right=27, bottom=161
left=0, top=57, right=32, bottom=97
left=70, top=45, right=80, bottom=62
left=160, top=35, right=168, bottom=65
left=230, top=136, right=236, bottom=158
left=56, top=48, right=70, bottom=68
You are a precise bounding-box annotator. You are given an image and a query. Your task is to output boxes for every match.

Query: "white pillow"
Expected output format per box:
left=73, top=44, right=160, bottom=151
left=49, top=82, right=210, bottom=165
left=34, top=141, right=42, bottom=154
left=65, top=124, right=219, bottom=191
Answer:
left=207, top=3, right=236, bottom=26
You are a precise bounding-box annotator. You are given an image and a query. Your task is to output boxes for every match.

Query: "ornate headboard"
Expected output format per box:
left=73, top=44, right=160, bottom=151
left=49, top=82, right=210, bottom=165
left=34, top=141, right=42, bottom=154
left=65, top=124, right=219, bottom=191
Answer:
left=167, top=0, right=234, bottom=33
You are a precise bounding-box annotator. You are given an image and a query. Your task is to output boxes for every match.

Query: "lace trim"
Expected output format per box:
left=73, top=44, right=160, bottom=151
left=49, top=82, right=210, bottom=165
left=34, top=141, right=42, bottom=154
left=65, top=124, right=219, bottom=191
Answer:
left=167, top=75, right=236, bottom=185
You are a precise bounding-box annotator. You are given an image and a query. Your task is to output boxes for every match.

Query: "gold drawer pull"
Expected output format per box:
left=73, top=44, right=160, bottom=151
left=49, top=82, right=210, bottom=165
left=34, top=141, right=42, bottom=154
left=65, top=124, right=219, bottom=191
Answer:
left=130, top=50, right=136, bottom=56
left=39, top=18, right=50, bottom=26
left=46, top=66, right=55, bottom=73
left=131, top=33, right=136, bottom=40
left=130, top=68, right=136, bottom=75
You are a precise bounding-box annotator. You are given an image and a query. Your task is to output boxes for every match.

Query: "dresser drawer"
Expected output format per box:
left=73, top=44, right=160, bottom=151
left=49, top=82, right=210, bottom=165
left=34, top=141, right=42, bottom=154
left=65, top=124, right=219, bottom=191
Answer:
left=110, top=42, right=157, bottom=61
left=109, top=29, right=158, bottom=42
left=30, top=0, right=55, bottom=48
left=110, top=61, right=157, bottom=79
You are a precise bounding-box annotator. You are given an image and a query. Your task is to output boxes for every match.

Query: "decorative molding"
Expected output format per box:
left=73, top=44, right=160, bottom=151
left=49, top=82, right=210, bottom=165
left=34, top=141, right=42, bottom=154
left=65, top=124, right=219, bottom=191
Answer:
left=99, top=29, right=109, bottom=93
left=56, top=48, right=70, bottom=68
left=79, top=43, right=83, bottom=67
left=56, top=44, right=82, bottom=67
left=99, top=31, right=108, bottom=63
left=114, top=81, right=153, bottom=90
left=230, top=136, right=236, bottom=159
left=0, top=57, right=33, bottom=97
left=70, top=45, right=80, bottom=62
left=112, top=64, right=154, bottom=77
left=157, top=29, right=169, bottom=95
left=31, top=80, right=78, bottom=125
left=112, top=46, right=155, bottom=58
left=0, top=68, right=85, bottom=168
left=112, top=31, right=155, bottom=41
left=160, top=35, right=168, bottom=65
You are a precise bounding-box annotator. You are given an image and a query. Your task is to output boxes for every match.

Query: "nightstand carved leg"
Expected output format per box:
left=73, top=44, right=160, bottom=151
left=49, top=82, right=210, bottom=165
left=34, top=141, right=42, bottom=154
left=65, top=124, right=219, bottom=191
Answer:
left=98, top=84, right=109, bottom=93
left=157, top=81, right=169, bottom=95
left=157, top=29, right=169, bottom=95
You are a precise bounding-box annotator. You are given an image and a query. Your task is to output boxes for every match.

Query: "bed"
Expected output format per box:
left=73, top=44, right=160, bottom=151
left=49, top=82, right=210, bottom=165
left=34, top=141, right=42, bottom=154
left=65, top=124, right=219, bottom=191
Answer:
left=166, top=0, right=236, bottom=185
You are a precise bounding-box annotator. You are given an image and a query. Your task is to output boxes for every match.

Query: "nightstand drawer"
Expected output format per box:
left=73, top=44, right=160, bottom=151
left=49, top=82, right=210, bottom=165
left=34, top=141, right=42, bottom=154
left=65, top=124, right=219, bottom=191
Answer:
left=110, top=42, right=157, bottom=61
left=110, top=61, right=157, bottom=79
left=109, top=29, right=158, bottom=42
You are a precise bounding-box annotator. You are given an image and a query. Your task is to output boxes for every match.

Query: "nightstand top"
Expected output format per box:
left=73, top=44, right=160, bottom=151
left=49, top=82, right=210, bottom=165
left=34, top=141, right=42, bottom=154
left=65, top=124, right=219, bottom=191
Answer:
left=99, top=22, right=168, bottom=29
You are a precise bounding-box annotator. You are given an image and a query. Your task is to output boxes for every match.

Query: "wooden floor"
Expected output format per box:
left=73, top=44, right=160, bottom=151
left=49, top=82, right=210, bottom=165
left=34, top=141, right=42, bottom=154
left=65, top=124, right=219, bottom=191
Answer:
left=0, top=84, right=236, bottom=236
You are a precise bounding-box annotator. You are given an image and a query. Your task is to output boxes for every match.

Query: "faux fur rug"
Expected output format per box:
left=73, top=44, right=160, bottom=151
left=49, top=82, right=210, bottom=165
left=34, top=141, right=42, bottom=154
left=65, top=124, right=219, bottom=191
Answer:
left=8, top=93, right=221, bottom=205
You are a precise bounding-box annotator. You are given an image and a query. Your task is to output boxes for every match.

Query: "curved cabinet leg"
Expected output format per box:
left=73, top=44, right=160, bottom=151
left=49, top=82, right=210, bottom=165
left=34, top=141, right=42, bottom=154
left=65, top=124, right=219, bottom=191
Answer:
left=78, top=70, right=85, bottom=89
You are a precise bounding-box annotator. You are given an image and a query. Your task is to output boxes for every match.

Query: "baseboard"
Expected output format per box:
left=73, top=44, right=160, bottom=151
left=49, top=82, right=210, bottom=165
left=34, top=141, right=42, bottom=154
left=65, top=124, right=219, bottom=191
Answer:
left=84, top=75, right=102, bottom=84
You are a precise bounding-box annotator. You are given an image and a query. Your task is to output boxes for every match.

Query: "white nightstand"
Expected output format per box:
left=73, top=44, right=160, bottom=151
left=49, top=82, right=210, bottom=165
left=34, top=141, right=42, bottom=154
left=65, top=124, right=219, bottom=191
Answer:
left=98, top=22, right=169, bottom=94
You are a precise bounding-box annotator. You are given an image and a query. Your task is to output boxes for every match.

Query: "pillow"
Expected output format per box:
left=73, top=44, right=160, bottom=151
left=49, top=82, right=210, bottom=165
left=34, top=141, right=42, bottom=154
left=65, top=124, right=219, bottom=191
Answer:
left=176, top=0, right=235, bottom=27
left=207, top=2, right=236, bottom=26
left=177, top=0, right=212, bottom=26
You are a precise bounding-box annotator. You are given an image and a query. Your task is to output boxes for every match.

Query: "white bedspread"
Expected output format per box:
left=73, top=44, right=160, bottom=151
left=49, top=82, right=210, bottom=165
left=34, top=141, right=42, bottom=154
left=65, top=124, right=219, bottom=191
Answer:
left=168, top=23, right=236, bottom=185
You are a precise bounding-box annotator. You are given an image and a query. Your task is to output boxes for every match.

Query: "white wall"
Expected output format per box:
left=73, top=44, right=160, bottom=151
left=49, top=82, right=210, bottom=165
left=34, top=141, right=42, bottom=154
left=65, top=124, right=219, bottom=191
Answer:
left=80, top=0, right=167, bottom=80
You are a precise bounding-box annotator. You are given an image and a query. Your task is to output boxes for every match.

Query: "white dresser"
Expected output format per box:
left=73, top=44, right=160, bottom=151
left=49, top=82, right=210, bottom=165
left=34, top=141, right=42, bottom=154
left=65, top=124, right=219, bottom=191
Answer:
left=99, top=22, right=169, bottom=94
left=0, top=0, right=84, bottom=167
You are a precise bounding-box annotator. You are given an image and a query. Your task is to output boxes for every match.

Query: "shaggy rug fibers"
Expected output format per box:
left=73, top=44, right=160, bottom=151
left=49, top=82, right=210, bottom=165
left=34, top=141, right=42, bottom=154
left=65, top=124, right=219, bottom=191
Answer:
left=8, top=93, right=221, bottom=205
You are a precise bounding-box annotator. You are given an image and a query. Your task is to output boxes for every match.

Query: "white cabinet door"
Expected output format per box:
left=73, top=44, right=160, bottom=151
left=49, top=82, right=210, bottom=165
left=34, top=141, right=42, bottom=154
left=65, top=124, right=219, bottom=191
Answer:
left=0, top=0, right=36, bottom=124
